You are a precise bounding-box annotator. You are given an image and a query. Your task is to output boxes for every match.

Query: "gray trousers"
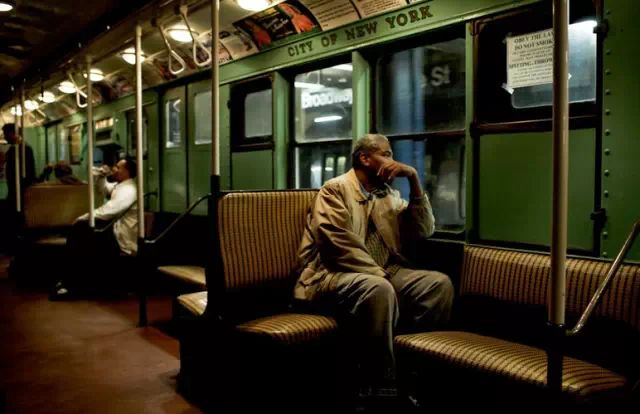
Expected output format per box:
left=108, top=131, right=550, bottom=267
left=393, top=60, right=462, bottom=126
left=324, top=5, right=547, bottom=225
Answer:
left=322, top=268, right=454, bottom=385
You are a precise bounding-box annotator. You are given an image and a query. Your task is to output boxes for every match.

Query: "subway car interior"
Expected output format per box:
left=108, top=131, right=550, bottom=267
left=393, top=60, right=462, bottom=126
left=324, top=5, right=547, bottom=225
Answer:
left=0, top=0, right=639, bottom=412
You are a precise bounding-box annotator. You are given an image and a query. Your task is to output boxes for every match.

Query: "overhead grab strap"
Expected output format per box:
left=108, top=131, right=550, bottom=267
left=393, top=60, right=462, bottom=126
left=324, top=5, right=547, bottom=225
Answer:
left=179, top=5, right=212, bottom=68
left=68, top=72, right=87, bottom=109
left=157, top=22, right=186, bottom=75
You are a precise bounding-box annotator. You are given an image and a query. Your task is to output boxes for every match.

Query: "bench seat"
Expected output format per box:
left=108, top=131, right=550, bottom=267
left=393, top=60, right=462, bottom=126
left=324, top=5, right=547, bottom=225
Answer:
left=177, top=291, right=208, bottom=316
left=237, top=313, right=337, bottom=345
left=159, top=265, right=206, bottom=289
left=395, top=331, right=627, bottom=403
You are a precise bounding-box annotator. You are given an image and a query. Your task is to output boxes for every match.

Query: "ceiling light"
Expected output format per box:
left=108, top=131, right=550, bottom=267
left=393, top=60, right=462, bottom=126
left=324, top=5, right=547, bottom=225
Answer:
left=10, top=105, right=22, bottom=116
left=167, top=24, right=197, bottom=43
left=120, top=47, right=146, bottom=65
left=83, top=68, right=104, bottom=82
left=24, top=100, right=39, bottom=111
left=295, top=82, right=325, bottom=90
left=39, top=91, right=56, bottom=103
left=314, top=115, right=342, bottom=123
left=58, top=81, right=76, bottom=94
left=0, top=1, right=15, bottom=12
left=237, top=0, right=270, bottom=11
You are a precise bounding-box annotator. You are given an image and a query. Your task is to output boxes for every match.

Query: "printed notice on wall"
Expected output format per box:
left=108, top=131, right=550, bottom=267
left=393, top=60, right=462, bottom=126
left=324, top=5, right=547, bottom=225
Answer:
left=350, top=0, right=408, bottom=19
left=506, top=29, right=554, bottom=89
left=299, top=0, right=359, bottom=30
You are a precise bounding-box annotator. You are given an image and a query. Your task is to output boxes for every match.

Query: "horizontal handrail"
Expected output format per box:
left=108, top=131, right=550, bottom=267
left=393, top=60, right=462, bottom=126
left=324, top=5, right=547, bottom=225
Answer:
left=144, top=193, right=211, bottom=245
left=94, top=191, right=157, bottom=233
left=567, top=220, right=640, bottom=336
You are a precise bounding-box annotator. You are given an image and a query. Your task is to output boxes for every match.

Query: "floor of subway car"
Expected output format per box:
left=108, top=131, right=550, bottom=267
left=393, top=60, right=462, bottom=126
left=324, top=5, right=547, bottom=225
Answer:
left=0, top=255, right=202, bottom=414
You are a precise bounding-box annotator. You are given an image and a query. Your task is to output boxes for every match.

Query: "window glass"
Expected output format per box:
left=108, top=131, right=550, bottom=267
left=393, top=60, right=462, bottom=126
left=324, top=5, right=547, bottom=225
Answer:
left=295, top=142, right=352, bottom=188
left=376, top=38, right=465, bottom=135
left=69, top=125, right=81, bottom=164
left=58, top=127, right=68, bottom=161
left=194, top=91, right=212, bottom=145
left=390, top=137, right=465, bottom=232
left=127, top=109, right=148, bottom=155
left=245, top=89, right=272, bottom=138
left=46, top=125, right=57, bottom=163
left=294, top=63, right=352, bottom=142
left=165, top=98, right=182, bottom=148
left=510, top=20, right=597, bottom=108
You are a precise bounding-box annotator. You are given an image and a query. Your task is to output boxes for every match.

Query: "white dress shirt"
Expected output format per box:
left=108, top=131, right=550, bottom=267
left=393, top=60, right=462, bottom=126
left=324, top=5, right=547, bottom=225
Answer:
left=79, top=177, right=138, bottom=255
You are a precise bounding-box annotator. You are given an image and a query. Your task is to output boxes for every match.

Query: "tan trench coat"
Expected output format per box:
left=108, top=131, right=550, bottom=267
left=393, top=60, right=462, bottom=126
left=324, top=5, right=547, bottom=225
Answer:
left=294, top=169, right=435, bottom=301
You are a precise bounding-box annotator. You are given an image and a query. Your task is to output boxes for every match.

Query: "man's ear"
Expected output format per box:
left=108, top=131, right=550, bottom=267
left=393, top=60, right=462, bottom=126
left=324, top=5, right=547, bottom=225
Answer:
left=359, top=152, right=370, bottom=167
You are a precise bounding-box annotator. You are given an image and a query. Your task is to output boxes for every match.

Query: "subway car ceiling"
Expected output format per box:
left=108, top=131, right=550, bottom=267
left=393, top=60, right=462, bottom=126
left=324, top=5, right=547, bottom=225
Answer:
left=1, top=0, right=639, bottom=262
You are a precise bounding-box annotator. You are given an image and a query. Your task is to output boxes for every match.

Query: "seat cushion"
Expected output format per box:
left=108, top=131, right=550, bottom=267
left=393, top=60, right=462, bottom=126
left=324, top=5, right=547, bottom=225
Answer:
left=158, top=265, right=206, bottom=289
left=236, top=313, right=337, bottom=345
left=395, top=331, right=628, bottom=402
left=177, top=291, right=207, bottom=316
left=33, top=235, right=67, bottom=247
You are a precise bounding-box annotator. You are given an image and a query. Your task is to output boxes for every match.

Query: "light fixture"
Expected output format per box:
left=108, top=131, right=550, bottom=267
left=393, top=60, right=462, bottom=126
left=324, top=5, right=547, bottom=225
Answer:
left=314, top=115, right=342, bottom=123
left=120, top=47, right=146, bottom=65
left=83, top=68, right=104, bottom=82
left=237, top=0, right=270, bottom=11
left=10, top=105, right=22, bottom=116
left=58, top=81, right=76, bottom=94
left=39, top=91, right=56, bottom=103
left=167, top=24, right=197, bottom=43
left=294, top=81, right=325, bottom=90
left=24, top=100, right=39, bottom=111
left=0, top=1, right=15, bottom=13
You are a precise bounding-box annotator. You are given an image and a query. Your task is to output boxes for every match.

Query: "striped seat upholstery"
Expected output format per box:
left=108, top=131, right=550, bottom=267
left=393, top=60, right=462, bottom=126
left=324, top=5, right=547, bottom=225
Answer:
left=237, top=313, right=338, bottom=345
left=395, top=246, right=640, bottom=404
left=177, top=291, right=207, bottom=316
left=158, top=265, right=206, bottom=289
left=217, top=190, right=337, bottom=343
left=395, top=331, right=627, bottom=402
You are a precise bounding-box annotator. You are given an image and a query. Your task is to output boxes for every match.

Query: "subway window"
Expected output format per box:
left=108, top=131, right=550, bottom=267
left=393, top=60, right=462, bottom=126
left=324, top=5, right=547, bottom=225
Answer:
left=194, top=91, right=212, bottom=145
left=165, top=98, right=182, bottom=148
left=293, top=62, right=353, bottom=188
left=374, top=29, right=466, bottom=232
left=230, top=77, right=272, bottom=150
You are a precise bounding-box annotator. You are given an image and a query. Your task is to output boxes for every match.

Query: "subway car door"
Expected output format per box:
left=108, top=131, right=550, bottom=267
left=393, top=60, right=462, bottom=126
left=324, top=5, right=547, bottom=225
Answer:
left=161, top=87, right=188, bottom=213
left=187, top=80, right=212, bottom=215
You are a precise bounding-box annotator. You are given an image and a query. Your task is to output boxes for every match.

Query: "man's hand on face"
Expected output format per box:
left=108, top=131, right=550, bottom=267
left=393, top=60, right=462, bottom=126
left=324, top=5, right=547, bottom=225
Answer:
left=376, top=159, right=417, bottom=183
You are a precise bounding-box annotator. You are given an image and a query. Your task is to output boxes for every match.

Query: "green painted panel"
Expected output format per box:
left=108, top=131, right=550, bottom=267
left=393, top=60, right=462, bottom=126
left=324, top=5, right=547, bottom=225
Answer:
left=161, top=87, right=188, bottom=213
left=23, top=127, right=46, bottom=176
left=479, top=129, right=596, bottom=251
left=188, top=79, right=212, bottom=215
left=219, top=85, right=231, bottom=191
left=232, top=150, right=273, bottom=190
left=273, top=72, right=289, bottom=189
left=144, top=103, right=160, bottom=211
left=219, top=0, right=538, bottom=85
left=601, top=0, right=640, bottom=261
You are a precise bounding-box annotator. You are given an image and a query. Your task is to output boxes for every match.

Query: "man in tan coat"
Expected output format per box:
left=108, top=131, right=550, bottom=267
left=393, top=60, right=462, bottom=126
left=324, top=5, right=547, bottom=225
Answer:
left=295, top=134, right=454, bottom=398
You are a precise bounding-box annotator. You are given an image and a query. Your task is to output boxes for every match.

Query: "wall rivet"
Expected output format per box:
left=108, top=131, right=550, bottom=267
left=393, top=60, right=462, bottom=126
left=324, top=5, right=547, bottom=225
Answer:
left=605, top=129, right=611, bottom=136
left=604, top=169, right=610, bottom=177
left=605, top=109, right=611, bottom=115
left=605, top=69, right=611, bottom=75
left=603, top=232, right=609, bottom=239
left=603, top=252, right=608, bottom=258
left=604, top=190, right=610, bottom=198
left=605, top=89, right=611, bottom=95
left=606, top=9, right=611, bottom=15
left=604, top=148, right=611, bottom=155
left=606, top=49, right=611, bottom=55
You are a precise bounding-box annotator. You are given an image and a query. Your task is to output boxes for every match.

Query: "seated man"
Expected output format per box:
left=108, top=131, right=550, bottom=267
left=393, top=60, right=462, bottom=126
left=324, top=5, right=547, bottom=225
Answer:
left=294, top=134, right=454, bottom=405
left=36, top=161, right=84, bottom=185
left=51, top=157, right=138, bottom=299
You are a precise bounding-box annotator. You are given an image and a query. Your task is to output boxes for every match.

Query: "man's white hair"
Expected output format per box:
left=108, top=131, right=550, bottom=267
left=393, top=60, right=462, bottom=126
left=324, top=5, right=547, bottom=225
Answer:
left=351, top=134, right=389, bottom=168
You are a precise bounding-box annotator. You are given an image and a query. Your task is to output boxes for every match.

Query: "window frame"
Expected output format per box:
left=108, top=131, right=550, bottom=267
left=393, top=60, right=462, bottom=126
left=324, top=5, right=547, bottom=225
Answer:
left=229, top=75, right=274, bottom=152
left=286, top=55, right=355, bottom=188
left=366, top=24, right=468, bottom=236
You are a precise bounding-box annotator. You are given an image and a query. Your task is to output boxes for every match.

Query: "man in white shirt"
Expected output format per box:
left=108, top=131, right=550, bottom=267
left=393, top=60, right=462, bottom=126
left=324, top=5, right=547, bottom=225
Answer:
left=51, top=157, right=138, bottom=299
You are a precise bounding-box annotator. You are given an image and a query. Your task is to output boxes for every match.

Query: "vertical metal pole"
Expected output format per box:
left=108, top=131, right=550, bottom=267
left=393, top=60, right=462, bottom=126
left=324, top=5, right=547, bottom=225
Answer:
left=135, top=24, right=145, bottom=240
left=135, top=24, right=148, bottom=328
left=13, top=101, right=21, bottom=212
left=211, top=0, right=220, bottom=179
left=19, top=86, right=25, bottom=178
left=547, top=0, right=569, bottom=391
left=86, top=56, right=96, bottom=228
